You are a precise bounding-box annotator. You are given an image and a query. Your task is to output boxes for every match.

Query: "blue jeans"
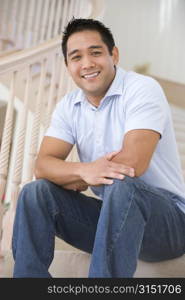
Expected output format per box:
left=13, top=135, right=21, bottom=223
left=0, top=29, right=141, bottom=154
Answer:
left=12, top=176, right=185, bottom=277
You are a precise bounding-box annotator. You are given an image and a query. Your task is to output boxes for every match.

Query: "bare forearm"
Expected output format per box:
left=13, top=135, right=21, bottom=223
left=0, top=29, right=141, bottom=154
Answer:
left=35, top=151, right=135, bottom=189
left=35, top=155, right=84, bottom=186
left=111, top=151, right=141, bottom=176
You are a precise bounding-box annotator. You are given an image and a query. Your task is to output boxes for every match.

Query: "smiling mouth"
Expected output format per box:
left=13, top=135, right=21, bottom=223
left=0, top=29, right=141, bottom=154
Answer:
left=82, top=71, right=100, bottom=79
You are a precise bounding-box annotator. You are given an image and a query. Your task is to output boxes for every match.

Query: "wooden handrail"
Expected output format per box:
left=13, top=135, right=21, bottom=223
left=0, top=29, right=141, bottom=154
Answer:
left=0, top=36, right=61, bottom=74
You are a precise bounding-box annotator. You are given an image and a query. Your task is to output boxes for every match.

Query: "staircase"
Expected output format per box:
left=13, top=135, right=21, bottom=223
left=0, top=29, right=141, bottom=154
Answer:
left=0, top=0, right=104, bottom=277
left=1, top=0, right=185, bottom=278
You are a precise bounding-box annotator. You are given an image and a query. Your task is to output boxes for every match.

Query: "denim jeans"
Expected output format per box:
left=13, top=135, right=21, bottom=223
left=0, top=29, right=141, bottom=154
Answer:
left=12, top=176, right=185, bottom=277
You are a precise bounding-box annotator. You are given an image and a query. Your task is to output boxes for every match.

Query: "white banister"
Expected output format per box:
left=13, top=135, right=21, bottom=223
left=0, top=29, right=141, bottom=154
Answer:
left=0, top=37, right=60, bottom=74
left=24, top=59, right=47, bottom=183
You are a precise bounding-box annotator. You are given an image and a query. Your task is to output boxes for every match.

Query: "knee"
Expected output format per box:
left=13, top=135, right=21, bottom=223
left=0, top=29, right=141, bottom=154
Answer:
left=116, top=175, right=145, bottom=186
left=106, top=176, right=143, bottom=194
left=104, top=176, right=151, bottom=215
left=20, top=179, right=51, bottom=196
left=17, top=179, right=53, bottom=209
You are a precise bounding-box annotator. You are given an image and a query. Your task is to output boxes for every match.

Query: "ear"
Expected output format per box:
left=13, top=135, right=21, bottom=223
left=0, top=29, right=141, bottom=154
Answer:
left=112, top=46, right=119, bottom=65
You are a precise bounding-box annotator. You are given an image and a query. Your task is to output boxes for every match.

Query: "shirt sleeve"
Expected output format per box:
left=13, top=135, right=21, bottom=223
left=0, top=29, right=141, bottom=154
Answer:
left=45, top=97, right=75, bottom=145
left=124, top=77, right=168, bottom=137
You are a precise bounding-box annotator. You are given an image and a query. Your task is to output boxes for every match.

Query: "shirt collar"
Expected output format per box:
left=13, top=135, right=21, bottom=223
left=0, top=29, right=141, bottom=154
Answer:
left=73, top=67, right=126, bottom=104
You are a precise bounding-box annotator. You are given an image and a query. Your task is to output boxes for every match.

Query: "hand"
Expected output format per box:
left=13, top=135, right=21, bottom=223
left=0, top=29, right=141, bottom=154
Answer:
left=62, top=180, right=88, bottom=192
left=80, top=151, right=135, bottom=186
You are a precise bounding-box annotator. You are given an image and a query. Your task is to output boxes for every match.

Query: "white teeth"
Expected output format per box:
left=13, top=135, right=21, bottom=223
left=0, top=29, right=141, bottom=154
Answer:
left=83, top=72, right=99, bottom=79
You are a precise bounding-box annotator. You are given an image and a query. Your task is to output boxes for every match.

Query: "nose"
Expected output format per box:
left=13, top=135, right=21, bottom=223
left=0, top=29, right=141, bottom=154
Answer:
left=81, top=55, right=96, bottom=70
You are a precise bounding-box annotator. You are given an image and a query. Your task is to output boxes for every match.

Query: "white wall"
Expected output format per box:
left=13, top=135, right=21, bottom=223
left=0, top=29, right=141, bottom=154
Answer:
left=103, top=0, right=185, bottom=84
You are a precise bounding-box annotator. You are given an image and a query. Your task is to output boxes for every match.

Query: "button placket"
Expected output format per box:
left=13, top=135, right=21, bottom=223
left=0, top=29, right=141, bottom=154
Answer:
left=94, top=110, right=104, bottom=156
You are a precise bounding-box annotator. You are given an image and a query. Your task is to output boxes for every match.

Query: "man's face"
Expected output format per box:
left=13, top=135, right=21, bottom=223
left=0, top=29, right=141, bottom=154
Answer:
left=66, top=30, right=119, bottom=105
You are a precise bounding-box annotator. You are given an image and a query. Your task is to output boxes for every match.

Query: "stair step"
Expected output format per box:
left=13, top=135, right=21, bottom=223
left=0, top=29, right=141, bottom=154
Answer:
left=2, top=249, right=185, bottom=278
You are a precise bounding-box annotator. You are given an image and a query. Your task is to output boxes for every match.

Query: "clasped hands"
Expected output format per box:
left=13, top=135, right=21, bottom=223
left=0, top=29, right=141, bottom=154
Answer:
left=62, top=150, right=135, bottom=192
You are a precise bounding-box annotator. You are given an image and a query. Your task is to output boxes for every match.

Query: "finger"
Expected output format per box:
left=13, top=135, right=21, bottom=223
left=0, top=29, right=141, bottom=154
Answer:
left=98, top=178, right=114, bottom=185
left=105, top=150, right=121, bottom=161
left=125, top=168, right=135, bottom=177
left=109, top=162, right=135, bottom=177
left=77, top=187, right=88, bottom=191
left=111, top=167, right=134, bottom=177
left=102, top=172, right=125, bottom=180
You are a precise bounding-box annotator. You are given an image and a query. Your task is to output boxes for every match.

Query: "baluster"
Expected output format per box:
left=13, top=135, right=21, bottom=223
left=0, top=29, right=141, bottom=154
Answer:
left=61, top=0, right=69, bottom=31
left=32, top=0, right=43, bottom=46
left=46, top=0, right=56, bottom=41
left=0, top=0, right=9, bottom=50
left=44, top=53, right=58, bottom=131
left=56, top=58, right=66, bottom=102
left=25, top=0, right=36, bottom=48
left=0, top=71, right=17, bottom=252
left=24, top=59, right=47, bottom=183
left=40, top=0, right=50, bottom=43
left=11, top=66, right=31, bottom=210
left=53, top=0, right=62, bottom=37
left=16, top=0, right=27, bottom=48
left=8, top=0, right=18, bottom=44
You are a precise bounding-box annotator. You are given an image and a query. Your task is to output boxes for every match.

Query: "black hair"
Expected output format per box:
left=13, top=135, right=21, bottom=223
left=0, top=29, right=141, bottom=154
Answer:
left=61, top=18, right=115, bottom=64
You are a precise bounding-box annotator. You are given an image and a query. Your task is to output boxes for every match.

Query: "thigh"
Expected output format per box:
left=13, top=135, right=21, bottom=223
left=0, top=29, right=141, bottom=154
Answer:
left=139, top=189, right=185, bottom=262
left=52, top=184, right=102, bottom=253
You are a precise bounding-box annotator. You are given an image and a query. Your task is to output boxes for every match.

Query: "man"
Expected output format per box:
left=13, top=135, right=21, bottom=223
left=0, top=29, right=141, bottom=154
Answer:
left=12, top=18, right=185, bottom=278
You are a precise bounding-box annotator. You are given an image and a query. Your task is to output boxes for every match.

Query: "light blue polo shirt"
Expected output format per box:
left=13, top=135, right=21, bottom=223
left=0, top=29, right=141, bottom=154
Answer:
left=46, top=67, right=185, bottom=212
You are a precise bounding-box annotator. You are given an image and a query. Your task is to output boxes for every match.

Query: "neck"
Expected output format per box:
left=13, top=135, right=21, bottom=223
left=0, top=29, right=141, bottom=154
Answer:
left=88, top=97, right=101, bottom=107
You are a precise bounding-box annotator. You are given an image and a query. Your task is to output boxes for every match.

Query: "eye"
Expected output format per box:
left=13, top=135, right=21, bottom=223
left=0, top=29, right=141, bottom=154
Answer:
left=92, top=51, right=101, bottom=56
left=71, top=55, right=81, bottom=61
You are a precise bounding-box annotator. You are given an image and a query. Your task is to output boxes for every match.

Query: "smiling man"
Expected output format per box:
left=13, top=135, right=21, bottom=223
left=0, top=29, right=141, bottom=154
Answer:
left=12, top=18, right=185, bottom=278
left=66, top=29, right=118, bottom=107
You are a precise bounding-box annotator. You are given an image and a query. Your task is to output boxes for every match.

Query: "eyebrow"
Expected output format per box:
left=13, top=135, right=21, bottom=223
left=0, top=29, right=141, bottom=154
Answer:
left=68, top=45, right=103, bottom=57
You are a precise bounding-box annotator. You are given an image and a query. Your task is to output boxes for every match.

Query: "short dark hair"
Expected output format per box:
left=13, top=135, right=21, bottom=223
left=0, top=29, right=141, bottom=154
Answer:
left=61, top=18, right=115, bottom=64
